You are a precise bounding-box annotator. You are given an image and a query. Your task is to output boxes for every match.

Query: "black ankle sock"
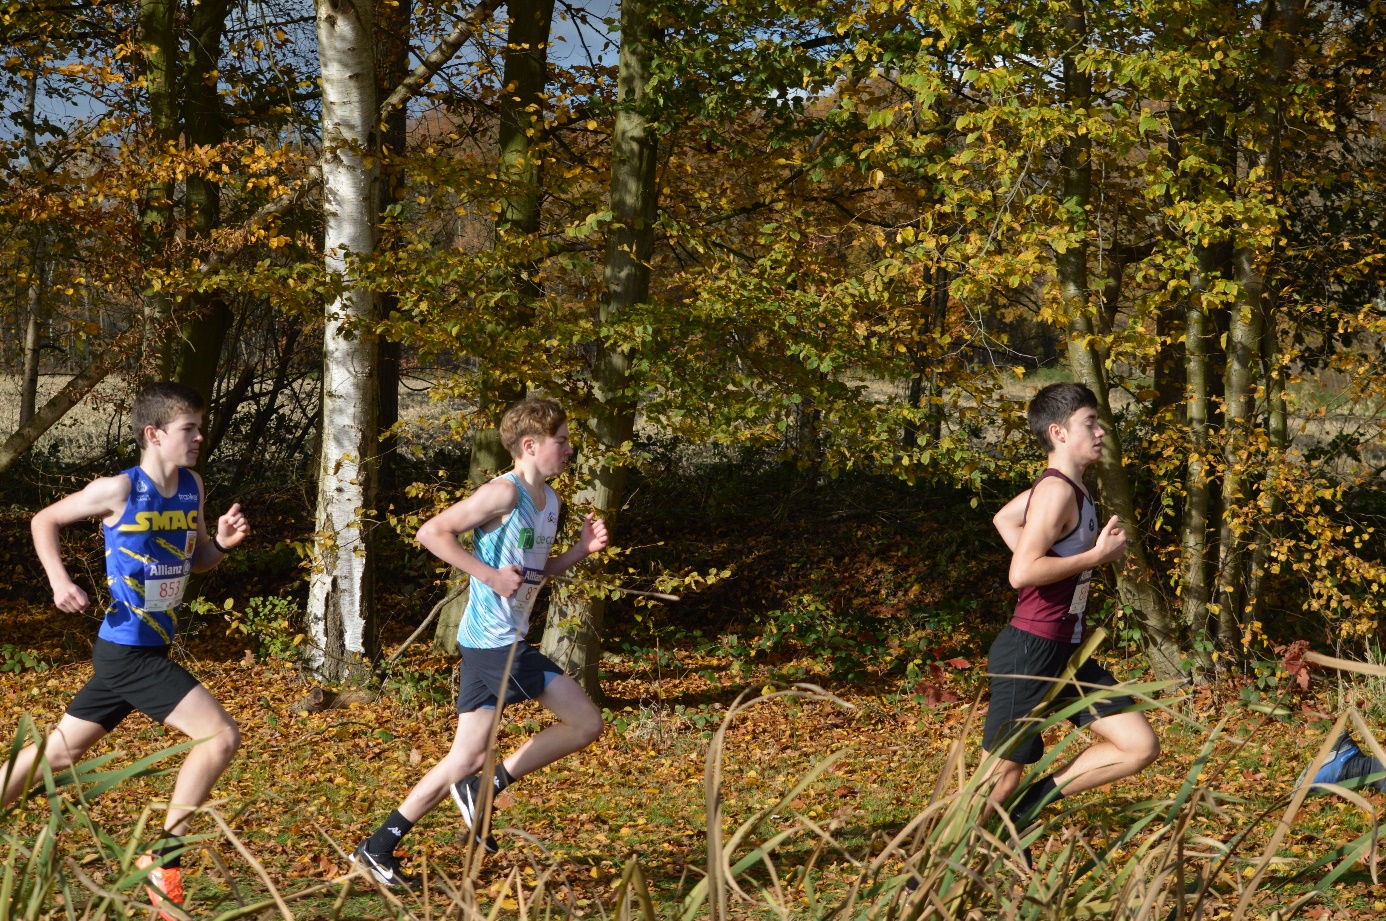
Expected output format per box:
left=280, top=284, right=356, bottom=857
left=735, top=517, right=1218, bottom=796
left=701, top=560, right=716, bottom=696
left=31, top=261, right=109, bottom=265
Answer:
left=1009, top=775, right=1063, bottom=827
left=153, top=833, right=183, bottom=868
left=493, top=763, right=515, bottom=793
left=366, top=809, right=415, bottom=856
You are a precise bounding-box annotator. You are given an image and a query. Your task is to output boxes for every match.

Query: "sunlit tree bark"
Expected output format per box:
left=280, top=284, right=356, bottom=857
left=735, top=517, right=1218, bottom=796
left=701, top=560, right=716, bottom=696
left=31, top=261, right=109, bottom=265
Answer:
left=306, top=0, right=381, bottom=683
left=1180, top=243, right=1216, bottom=672
left=19, top=68, right=43, bottom=428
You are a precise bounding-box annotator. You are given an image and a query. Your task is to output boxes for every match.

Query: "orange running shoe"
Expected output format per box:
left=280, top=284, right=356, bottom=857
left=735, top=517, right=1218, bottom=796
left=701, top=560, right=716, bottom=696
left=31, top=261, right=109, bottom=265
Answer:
left=135, top=854, right=184, bottom=921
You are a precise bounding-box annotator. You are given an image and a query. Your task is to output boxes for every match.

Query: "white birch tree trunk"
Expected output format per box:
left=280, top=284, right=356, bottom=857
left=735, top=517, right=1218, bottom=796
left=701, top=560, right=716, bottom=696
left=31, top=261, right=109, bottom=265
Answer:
left=306, top=0, right=381, bottom=683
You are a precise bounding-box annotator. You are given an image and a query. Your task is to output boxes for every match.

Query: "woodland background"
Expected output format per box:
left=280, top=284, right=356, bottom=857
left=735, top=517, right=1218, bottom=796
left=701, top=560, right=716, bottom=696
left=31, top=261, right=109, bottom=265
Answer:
left=4, top=0, right=1386, bottom=919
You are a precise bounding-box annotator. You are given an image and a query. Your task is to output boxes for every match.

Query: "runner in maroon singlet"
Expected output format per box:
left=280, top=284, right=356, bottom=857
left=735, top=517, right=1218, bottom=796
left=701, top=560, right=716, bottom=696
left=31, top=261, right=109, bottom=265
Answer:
left=981, top=382, right=1160, bottom=837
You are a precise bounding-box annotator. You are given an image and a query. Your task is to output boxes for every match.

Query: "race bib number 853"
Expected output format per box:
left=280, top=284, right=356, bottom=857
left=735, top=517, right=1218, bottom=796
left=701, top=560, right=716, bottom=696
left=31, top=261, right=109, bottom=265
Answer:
left=144, top=561, right=190, bottom=612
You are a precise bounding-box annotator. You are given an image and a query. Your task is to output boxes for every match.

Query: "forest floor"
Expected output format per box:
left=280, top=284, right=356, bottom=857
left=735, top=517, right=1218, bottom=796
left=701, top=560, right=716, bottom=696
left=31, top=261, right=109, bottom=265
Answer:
left=3, top=607, right=1386, bottom=920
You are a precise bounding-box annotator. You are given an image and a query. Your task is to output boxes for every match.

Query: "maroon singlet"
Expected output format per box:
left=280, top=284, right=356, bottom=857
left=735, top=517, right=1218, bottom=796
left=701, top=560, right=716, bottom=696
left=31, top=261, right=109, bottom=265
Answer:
left=1009, top=469, right=1099, bottom=643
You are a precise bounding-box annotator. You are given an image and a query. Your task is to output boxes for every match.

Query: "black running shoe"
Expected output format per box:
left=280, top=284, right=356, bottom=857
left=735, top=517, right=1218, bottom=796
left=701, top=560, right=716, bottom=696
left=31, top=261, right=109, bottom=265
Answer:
left=351, top=841, right=420, bottom=891
left=449, top=775, right=499, bottom=854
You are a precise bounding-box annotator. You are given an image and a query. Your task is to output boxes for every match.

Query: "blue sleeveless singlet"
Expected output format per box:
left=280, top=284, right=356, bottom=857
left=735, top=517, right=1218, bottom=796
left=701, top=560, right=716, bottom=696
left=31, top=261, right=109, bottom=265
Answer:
left=97, top=467, right=201, bottom=647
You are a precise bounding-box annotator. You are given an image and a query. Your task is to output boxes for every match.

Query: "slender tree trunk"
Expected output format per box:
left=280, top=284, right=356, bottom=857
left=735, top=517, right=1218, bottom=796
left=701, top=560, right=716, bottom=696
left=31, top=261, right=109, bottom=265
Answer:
left=435, top=0, right=557, bottom=652
left=1179, top=246, right=1216, bottom=672
left=176, top=0, right=234, bottom=422
left=1246, top=300, right=1285, bottom=617
left=1057, top=0, right=1185, bottom=679
left=540, top=0, right=658, bottom=693
left=19, top=70, right=43, bottom=428
left=139, top=0, right=179, bottom=379
left=375, top=0, right=412, bottom=494
left=902, top=265, right=946, bottom=450
left=1212, top=248, right=1262, bottom=650
left=20, top=282, right=42, bottom=427
left=466, top=0, right=558, bottom=485
left=1213, top=0, right=1301, bottom=654
left=307, top=0, right=381, bottom=684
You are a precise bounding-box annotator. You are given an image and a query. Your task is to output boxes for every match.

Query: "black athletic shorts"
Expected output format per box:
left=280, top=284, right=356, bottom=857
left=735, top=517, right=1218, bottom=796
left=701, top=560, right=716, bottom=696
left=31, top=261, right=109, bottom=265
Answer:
left=456, top=641, right=563, bottom=713
left=980, top=624, right=1135, bottom=764
left=66, top=639, right=202, bottom=731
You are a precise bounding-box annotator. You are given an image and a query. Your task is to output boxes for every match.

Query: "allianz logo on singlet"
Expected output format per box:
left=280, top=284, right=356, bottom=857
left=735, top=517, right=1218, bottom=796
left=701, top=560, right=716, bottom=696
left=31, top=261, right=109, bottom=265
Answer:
left=118, top=510, right=199, bottom=532
left=147, top=561, right=187, bottom=578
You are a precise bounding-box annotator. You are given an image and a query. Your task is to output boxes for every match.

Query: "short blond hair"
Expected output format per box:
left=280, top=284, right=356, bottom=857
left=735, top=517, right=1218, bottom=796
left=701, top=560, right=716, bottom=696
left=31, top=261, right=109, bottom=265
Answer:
left=499, top=397, right=566, bottom=457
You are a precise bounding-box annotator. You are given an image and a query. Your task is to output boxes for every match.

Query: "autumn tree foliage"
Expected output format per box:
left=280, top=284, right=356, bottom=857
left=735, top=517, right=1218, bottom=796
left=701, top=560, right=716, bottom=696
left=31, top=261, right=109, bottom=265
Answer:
left=2, top=0, right=1386, bottom=687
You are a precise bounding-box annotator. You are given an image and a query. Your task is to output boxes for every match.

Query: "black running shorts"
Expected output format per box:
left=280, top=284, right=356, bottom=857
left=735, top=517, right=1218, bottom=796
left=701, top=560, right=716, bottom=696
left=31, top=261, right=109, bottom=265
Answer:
left=66, top=639, right=202, bottom=731
left=980, top=624, right=1134, bottom=764
left=456, top=641, right=563, bottom=713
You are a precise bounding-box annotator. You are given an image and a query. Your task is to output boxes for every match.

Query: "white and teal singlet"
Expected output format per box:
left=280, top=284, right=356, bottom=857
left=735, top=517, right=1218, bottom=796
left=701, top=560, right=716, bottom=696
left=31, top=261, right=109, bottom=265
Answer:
left=456, top=473, right=560, bottom=649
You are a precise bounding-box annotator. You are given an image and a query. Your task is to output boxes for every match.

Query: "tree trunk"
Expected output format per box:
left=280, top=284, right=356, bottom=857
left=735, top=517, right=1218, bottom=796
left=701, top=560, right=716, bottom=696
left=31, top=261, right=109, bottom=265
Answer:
left=902, top=266, right=947, bottom=450
left=1057, top=0, right=1185, bottom=679
left=539, top=0, right=657, bottom=694
left=176, top=0, right=234, bottom=423
left=138, top=0, right=179, bottom=379
left=307, top=0, right=381, bottom=684
left=375, top=0, right=412, bottom=494
left=435, top=0, right=558, bottom=653
left=1212, top=0, right=1301, bottom=654
left=1245, top=299, right=1285, bottom=618
left=466, top=0, right=558, bottom=485
left=1179, top=246, right=1216, bottom=672
left=19, top=70, right=43, bottom=429
left=1212, top=248, right=1263, bottom=651
left=20, top=282, right=42, bottom=427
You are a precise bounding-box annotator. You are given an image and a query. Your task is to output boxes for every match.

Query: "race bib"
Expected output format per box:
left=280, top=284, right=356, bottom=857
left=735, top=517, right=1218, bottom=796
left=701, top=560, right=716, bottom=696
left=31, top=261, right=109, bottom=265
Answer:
left=144, top=560, right=190, bottom=612
left=1068, top=570, right=1093, bottom=616
left=510, top=566, right=547, bottom=619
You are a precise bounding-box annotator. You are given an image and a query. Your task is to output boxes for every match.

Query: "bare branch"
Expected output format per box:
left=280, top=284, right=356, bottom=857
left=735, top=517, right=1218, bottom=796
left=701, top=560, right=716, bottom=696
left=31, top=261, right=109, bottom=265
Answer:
left=377, top=0, right=505, bottom=133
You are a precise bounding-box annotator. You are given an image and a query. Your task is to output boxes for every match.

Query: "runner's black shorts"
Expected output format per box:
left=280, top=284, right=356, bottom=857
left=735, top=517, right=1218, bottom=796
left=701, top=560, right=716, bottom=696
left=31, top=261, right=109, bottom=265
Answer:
left=456, top=641, right=564, bottom=713
left=981, top=624, right=1135, bottom=764
left=66, top=639, right=202, bottom=731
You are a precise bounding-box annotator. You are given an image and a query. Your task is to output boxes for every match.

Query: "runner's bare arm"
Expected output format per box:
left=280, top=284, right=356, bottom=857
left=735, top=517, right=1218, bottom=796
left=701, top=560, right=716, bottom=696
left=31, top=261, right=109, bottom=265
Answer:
left=417, top=479, right=524, bottom=597
left=993, top=490, right=1030, bottom=552
left=190, top=471, right=251, bottom=572
left=31, top=474, right=130, bottom=612
left=1009, top=477, right=1125, bottom=588
left=544, top=513, right=608, bottom=576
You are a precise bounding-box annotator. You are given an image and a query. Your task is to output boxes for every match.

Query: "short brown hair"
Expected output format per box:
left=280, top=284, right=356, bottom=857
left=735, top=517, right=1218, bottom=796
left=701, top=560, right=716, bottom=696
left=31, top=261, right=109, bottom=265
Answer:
left=499, top=396, right=566, bottom=457
left=1027, top=382, right=1098, bottom=452
left=131, top=382, right=205, bottom=449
